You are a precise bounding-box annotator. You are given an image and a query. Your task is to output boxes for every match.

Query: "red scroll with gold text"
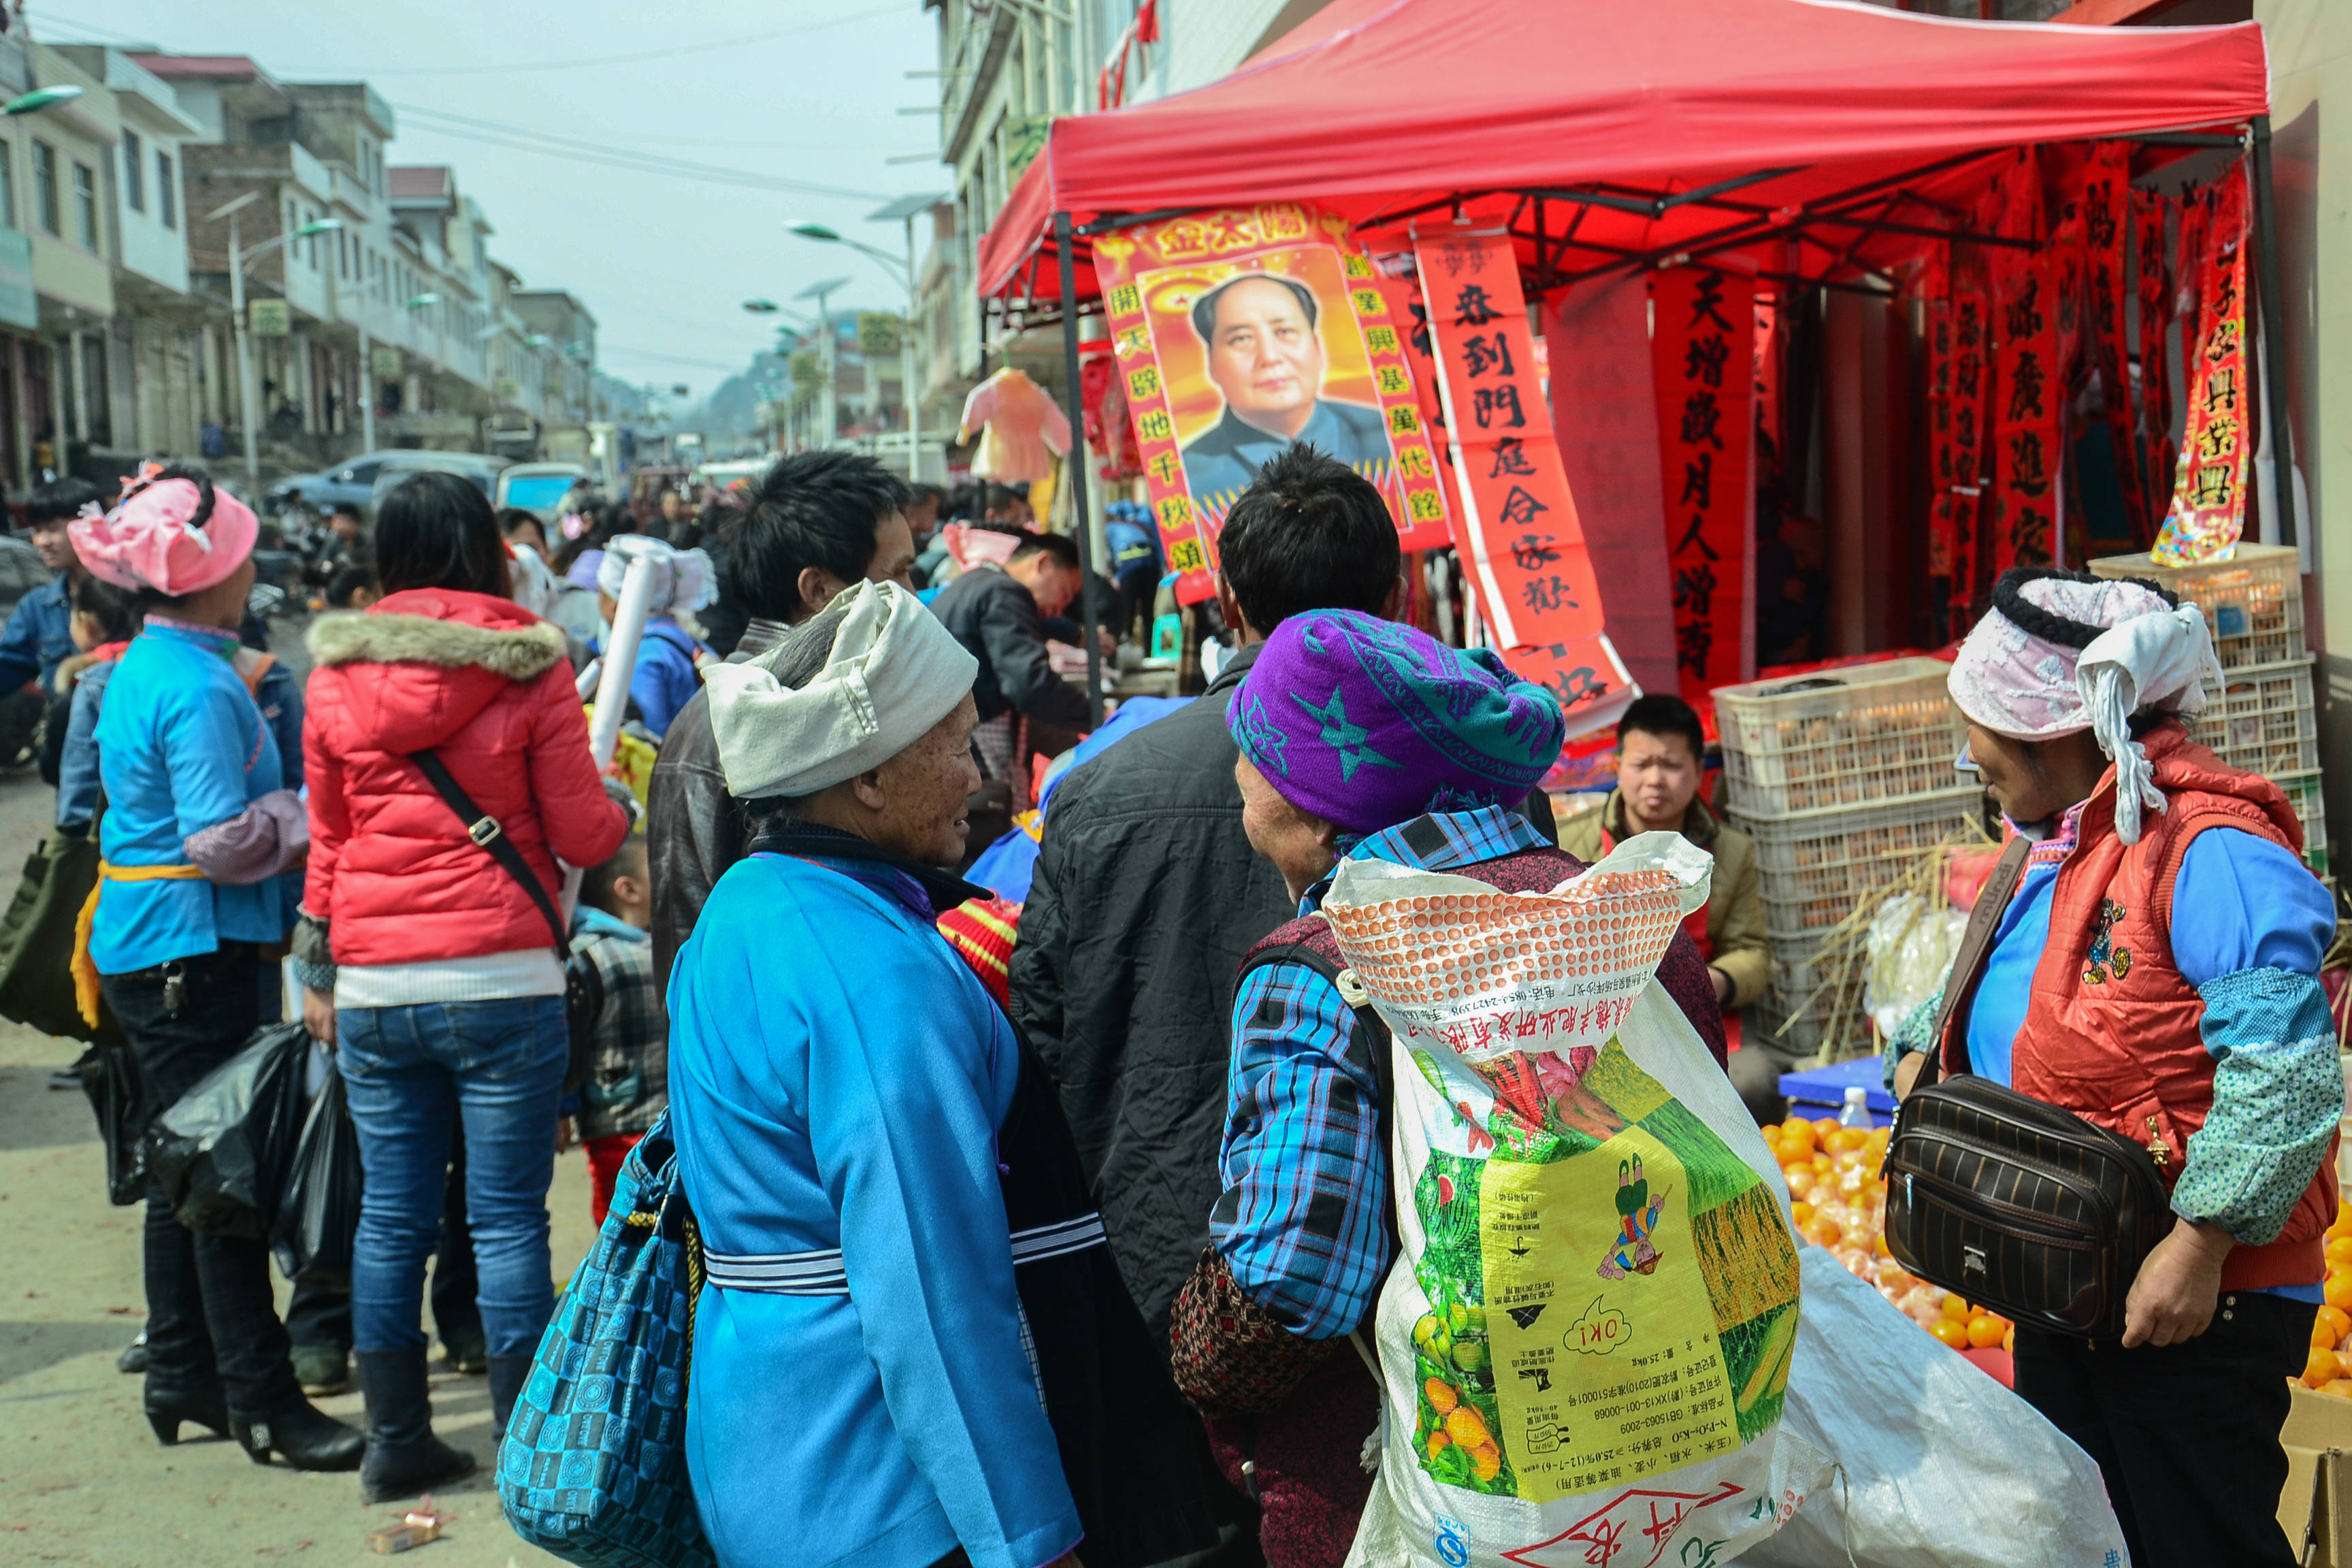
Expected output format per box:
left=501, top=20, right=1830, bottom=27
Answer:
left=2153, top=167, right=2251, bottom=566
left=1091, top=205, right=1452, bottom=606
left=1651, top=266, right=1752, bottom=700
left=1413, top=231, right=1632, bottom=735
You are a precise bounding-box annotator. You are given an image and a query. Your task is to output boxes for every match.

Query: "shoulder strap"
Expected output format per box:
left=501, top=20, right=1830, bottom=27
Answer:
left=409, top=748, right=570, bottom=958
left=1923, top=834, right=2032, bottom=1088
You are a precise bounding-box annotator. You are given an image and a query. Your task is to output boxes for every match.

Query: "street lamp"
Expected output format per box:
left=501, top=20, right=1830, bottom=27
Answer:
left=742, top=299, right=779, bottom=314
left=2, top=85, right=84, bottom=116
left=791, top=276, right=851, bottom=452
left=790, top=200, right=939, bottom=483
left=208, top=195, right=342, bottom=492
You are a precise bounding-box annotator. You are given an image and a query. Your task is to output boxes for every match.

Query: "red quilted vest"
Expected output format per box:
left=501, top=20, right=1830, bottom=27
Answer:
left=1243, top=838, right=1729, bottom=1067
left=1938, top=723, right=2334, bottom=1294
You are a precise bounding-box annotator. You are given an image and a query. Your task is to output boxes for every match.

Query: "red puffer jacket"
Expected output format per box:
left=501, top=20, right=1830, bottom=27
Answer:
left=304, top=587, right=627, bottom=966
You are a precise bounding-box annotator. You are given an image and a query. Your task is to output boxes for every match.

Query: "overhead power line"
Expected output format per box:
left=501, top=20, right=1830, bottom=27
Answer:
left=389, top=102, right=889, bottom=201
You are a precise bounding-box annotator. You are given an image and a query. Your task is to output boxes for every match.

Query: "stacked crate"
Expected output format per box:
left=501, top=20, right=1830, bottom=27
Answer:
left=2089, top=543, right=2328, bottom=878
left=1714, top=657, right=1983, bottom=1060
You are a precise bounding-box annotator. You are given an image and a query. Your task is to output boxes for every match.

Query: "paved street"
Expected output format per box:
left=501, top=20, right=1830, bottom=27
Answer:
left=0, top=767, right=597, bottom=1566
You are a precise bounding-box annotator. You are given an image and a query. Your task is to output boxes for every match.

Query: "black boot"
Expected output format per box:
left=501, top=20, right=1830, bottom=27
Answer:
left=358, top=1348, right=476, bottom=1505
left=487, top=1354, right=534, bottom=1447
left=144, top=1379, right=229, bottom=1446
left=233, top=1396, right=365, bottom=1471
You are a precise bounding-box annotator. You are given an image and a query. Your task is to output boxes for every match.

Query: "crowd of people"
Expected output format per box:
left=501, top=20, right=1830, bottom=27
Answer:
left=5, top=429, right=2336, bottom=1568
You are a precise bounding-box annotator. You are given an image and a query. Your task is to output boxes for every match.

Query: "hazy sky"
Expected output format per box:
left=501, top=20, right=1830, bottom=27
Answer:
left=37, top=1, right=941, bottom=405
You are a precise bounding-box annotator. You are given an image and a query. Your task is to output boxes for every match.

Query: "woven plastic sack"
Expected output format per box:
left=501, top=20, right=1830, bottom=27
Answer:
left=1329, top=832, right=1832, bottom=1568
left=1743, top=1247, right=2127, bottom=1567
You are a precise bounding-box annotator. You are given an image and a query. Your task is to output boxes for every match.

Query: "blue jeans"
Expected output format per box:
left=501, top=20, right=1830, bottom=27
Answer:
left=336, top=996, right=567, bottom=1358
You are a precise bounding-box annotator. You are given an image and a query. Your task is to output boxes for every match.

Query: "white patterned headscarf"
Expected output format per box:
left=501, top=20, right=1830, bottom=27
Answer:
left=597, top=534, right=717, bottom=617
left=1948, top=568, right=2223, bottom=845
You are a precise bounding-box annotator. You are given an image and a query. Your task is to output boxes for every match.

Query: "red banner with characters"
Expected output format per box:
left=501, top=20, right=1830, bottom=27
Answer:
left=2154, top=165, right=2251, bottom=566
left=2133, top=188, right=2176, bottom=509
left=1412, top=231, right=1632, bottom=735
left=1090, top=205, right=1452, bottom=605
left=1987, top=157, right=2059, bottom=574
left=1650, top=266, right=1752, bottom=700
left=2081, top=144, right=2149, bottom=546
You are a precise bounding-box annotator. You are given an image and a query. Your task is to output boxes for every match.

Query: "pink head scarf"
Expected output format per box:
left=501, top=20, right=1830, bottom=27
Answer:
left=1948, top=566, right=2222, bottom=843
left=69, top=466, right=258, bottom=598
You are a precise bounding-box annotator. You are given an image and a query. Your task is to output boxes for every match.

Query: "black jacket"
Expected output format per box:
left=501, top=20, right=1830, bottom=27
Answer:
left=928, top=563, right=1093, bottom=732
left=1010, top=641, right=1561, bottom=1335
left=644, top=615, right=789, bottom=987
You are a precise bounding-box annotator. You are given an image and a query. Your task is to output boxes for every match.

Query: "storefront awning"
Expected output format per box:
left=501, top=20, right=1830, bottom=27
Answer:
left=977, top=0, right=2268, bottom=307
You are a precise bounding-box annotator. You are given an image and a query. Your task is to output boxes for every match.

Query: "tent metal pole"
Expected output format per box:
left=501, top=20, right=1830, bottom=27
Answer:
left=1055, top=208, right=1105, bottom=728
left=2249, top=115, right=2298, bottom=551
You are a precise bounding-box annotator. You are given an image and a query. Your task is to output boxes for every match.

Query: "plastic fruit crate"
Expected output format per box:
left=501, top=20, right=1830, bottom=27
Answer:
left=1752, top=929, right=1875, bottom=1062
left=2275, top=768, right=2332, bottom=879
left=1714, top=657, right=1966, bottom=819
left=1733, top=787, right=1989, bottom=939
left=2186, top=657, right=2318, bottom=778
left=2091, top=542, right=2304, bottom=672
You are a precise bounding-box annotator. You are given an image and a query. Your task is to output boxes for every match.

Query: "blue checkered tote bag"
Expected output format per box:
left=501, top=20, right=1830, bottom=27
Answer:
left=497, top=1113, right=713, bottom=1568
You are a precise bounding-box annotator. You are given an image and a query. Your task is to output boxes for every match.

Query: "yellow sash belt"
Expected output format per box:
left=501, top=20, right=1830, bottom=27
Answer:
left=73, top=861, right=208, bottom=1028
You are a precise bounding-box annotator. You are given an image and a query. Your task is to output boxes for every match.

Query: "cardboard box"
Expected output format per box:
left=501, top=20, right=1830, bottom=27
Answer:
left=2281, top=1382, right=2352, bottom=1565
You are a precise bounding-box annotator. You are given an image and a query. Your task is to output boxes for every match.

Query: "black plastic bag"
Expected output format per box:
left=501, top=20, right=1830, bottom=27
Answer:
left=272, top=1069, right=363, bottom=1292
left=71, top=1039, right=148, bottom=1206
left=147, top=1023, right=312, bottom=1239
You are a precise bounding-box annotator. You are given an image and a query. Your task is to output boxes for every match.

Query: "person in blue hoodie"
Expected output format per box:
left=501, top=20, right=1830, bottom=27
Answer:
left=672, top=579, right=1082, bottom=1568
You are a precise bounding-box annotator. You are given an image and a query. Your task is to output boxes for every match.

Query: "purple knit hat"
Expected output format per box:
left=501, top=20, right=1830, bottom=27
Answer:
left=1228, top=610, right=1565, bottom=834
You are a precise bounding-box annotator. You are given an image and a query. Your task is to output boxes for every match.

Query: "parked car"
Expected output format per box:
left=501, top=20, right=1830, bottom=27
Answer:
left=495, top=462, right=589, bottom=521
left=367, top=453, right=509, bottom=514
left=268, top=450, right=505, bottom=517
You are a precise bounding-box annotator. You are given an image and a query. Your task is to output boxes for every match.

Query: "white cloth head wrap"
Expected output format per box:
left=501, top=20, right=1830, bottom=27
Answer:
left=597, top=534, right=715, bottom=616
left=702, top=579, right=978, bottom=799
left=1948, top=570, right=2224, bottom=845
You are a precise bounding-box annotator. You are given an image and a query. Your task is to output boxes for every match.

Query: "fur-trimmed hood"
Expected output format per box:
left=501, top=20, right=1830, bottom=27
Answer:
left=303, top=587, right=572, bottom=755
left=307, top=608, right=566, bottom=681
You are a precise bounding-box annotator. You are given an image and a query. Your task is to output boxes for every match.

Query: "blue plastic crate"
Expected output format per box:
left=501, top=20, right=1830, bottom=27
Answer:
left=1778, top=1056, right=1895, bottom=1128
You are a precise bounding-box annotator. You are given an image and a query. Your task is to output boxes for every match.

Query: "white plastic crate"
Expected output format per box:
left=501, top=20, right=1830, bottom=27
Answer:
left=1714, top=657, right=1967, bottom=819
left=1752, top=928, right=1875, bottom=1061
left=2187, top=657, right=2319, bottom=778
left=2091, top=542, right=2304, bottom=672
left=1733, top=787, right=1987, bottom=938
left=2275, top=768, right=2332, bottom=879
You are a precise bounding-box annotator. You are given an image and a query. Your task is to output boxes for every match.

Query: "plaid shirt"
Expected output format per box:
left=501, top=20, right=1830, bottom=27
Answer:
left=1211, top=805, right=1552, bottom=1339
left=570, top=907, right=668, bottom=1140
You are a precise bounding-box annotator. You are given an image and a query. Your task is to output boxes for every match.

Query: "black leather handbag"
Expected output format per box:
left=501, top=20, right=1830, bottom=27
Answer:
left=1880, top=836, right=2174, bottom=1341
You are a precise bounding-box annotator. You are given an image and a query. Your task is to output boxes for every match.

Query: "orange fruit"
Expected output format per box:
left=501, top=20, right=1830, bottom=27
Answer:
left=1813, top=1117, right=1840, bottom=1139
left=1930, top=1318, right=1970, bottom=1350
left=1808, top=1218, right=1844, bottom=1250
left=2320, top=1305, right=2351, bottom=1345
left=1812, top=1153, right=1833, bottom=1173
left=2003, top=1325, right=2016, bottom=1354
left=1790, top=1200, right=1814, bottom=1228
left=2325, top=1273, right=2352, bottom=1312
left=2332, top=1204, right=2352, bottom=1237
left=2324, top=1381, right=2352, bottom=1402
left=1759, top=1124, right=1784, bottom=1145
left=1784, top=1169, right=1816, bottom=1198
left=1942, top=1294, right=1972, bottom=1322
left=1782, top=1121, right=1816, bottom=1152
left=2327, top=1237, right=2352, bottom=1267
left=1967, top=1315, right=2007, bottom=1349
left=2307, top=1345, right=2342, bottom=1387
left=2314, top=1317, right=2340, bottom=1350
left=1424, top=1377, right=1460, bottom=1415
left=1444, top=1405, right=1490, bottom=1449
left=1874, top=1232, right=1893, bottom=1258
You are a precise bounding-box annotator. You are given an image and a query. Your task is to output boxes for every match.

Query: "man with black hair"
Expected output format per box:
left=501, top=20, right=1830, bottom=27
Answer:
left=644, top=449, right=918, bottom=983
left=1180, top=274, right=1392, bottom=501
left=1009, top=447, right=1421, bottom=1345
left=1559, top=693, right=1771, bottom=1113
left=3, top=476, right=98, bottom=698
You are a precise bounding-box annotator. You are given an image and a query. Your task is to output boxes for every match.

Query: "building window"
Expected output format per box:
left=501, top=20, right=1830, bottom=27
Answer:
left=32, top=140, right=56, bottom=235
left=122, top=129, right=144, bottom=212
left=157, top=152, right=175, bottom=229
left=72, top=162, right=97, bottom=251
left=0, top=140, right=14, bottom=230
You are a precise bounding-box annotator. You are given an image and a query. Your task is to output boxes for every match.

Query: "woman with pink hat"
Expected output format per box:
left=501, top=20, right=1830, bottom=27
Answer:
left=69, top=465, right=362, bottom=1473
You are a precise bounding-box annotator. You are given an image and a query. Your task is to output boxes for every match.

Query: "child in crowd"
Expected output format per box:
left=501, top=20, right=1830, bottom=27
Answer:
left=562, top=832, right=666, bottom=1225
left=324, top=557, right=378, bottom=610
left=54, top=576, right=140, bottom=835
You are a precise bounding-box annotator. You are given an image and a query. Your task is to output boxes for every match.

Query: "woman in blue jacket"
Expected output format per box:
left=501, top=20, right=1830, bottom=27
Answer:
left=671, top=580, right=1083, bottom=1568
left=595, top=534, right=711, bottom=738
left=69, top=466, right=360, bottom=1472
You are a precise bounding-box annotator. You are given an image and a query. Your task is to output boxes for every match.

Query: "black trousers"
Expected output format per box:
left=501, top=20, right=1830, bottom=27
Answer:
left=105, top=945, right=301, bottom=1418
left=284, top=1132, right=480, bottom=1352
left=2014, top=1290, right=2312, bottom=1568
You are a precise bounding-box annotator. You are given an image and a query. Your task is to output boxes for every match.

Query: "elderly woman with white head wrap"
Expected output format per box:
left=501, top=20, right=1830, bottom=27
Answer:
left=595, top=533, right=715, bottom=738
left=664, top=579, right=1088, bottom=1568
left=1893, top=566, right=2339, bottom=1568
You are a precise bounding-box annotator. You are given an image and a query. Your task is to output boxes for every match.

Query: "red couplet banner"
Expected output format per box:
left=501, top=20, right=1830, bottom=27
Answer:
left=1650, top=266, right=1753, bottom=700
left=1411, top=231, right=1633, bottom=735
left=2154, top=164, right=2251, bottom=565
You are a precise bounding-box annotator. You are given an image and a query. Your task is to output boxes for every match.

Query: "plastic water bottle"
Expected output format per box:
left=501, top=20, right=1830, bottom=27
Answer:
left=1839, top=1085, right=1872, bottom=1130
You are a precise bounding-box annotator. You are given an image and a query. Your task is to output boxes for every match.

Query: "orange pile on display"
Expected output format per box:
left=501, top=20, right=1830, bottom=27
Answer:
left=2296, top=1202, right=2352, bottom=1394
left=1760, top=1113, right=2016, bottom=1355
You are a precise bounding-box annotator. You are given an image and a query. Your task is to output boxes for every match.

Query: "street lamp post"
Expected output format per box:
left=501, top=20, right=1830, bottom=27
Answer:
left=790, top=277, right=851, bottom=452
left=791, top=201, right=939, bottom=484
left=206, top=197, right=338, bottom=495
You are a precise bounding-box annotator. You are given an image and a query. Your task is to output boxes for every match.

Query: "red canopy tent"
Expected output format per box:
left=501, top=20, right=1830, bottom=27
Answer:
left=985, top=0, right=2281, bottom=717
